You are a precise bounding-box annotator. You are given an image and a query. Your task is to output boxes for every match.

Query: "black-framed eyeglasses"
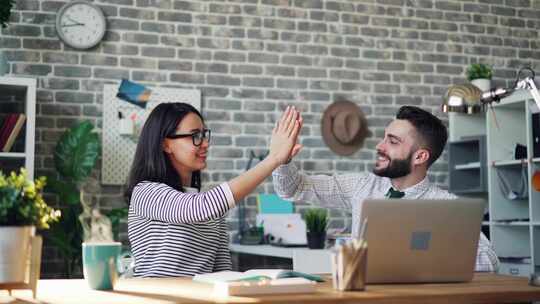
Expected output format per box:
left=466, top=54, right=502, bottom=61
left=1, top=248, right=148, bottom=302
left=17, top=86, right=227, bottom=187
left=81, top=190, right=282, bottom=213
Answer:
left=167, top=129, right=211, bottom=146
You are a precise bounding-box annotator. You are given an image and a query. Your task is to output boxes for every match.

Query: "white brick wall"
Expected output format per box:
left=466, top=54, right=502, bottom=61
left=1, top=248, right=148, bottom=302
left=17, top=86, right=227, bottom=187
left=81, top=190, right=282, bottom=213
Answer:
left=2, top=0, right=539, bottom=277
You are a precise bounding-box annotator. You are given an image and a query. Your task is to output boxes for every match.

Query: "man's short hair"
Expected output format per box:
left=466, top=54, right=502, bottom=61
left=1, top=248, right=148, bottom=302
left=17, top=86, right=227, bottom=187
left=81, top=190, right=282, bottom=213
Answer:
left=396, top=106, right=448, bottom=167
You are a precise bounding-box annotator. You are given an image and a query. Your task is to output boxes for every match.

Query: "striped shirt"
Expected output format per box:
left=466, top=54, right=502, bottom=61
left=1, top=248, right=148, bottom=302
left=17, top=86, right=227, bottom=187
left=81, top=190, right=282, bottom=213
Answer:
left=272, top=162, right=500, bottom=272
left=128, top=181, right=235, bottom=277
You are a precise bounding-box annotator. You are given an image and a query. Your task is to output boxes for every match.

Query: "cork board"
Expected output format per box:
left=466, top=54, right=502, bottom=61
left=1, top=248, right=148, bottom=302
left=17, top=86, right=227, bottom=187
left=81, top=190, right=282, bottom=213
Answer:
left=101, top=84, right=201, bottom=185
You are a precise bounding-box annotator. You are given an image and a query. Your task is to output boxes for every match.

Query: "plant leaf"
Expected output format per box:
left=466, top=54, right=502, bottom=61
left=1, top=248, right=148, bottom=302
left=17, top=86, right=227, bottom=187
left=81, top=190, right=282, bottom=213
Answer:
left=0, top=0, right=15, bottom=28
left=46, top=176, right=80, bottom=205
left=54, top=121, right=100, bottom=183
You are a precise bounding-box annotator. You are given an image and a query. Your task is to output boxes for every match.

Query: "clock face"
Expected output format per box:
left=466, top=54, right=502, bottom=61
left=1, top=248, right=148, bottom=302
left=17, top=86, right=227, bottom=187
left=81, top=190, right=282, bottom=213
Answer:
left=56, top=1, right=106, bottom=49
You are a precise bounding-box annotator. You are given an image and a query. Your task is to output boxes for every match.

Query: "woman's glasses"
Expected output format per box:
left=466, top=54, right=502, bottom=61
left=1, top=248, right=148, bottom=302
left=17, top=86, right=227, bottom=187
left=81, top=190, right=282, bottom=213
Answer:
left=167, top=129, right=211, bottom=146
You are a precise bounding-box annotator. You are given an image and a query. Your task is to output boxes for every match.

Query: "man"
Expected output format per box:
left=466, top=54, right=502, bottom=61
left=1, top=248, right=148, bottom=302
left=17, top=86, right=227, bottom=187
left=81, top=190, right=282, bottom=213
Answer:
left=273, top=105, right=499, bottom=272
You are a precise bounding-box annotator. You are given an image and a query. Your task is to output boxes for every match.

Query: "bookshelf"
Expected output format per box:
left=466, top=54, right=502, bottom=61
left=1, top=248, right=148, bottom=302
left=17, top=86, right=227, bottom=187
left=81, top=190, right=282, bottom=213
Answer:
left=0, top=77, right=36, bottom=180
left=449, top=89, right=540, bottom=277
left=448, top=135, right=487, bottom=194
left=486, top=90, right=540, bottom=277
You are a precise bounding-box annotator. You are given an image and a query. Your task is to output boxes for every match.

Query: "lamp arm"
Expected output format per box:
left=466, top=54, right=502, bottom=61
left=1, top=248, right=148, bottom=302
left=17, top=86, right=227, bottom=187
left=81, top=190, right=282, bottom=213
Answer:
left=520, top=77, right=540, bottom=111
left=480, top=76, right=540, bottom=110
left=480, top=87, right=514, bottom=104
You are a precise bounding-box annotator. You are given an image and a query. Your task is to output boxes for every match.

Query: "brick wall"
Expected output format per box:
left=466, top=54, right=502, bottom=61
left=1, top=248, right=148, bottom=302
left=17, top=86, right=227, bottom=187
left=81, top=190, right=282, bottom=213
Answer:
left=2, top=0, right=539, bottom=277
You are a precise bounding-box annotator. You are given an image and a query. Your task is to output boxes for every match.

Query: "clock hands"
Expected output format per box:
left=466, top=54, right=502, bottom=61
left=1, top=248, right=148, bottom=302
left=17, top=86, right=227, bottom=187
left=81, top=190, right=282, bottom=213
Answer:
left=61, top=22, right=85, bottom=28
left=62, top=16, right=85, bottom=27
left=66, top=16, right=83, bottom=24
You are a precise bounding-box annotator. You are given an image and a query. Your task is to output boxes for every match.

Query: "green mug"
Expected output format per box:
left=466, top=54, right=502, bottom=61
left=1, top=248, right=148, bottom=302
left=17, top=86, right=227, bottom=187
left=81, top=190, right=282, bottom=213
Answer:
left=82, top=242, right=128, bottom=290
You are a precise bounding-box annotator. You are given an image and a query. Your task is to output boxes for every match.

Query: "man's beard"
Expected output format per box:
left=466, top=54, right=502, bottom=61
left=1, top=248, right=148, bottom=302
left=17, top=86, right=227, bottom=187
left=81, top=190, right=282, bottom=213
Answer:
left=373, top=151, right=413, bottom=178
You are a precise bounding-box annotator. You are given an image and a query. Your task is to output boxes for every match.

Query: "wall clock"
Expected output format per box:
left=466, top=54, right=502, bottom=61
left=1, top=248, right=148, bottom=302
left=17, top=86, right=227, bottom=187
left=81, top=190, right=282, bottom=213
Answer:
left=55, top=1, right=107, bottom=49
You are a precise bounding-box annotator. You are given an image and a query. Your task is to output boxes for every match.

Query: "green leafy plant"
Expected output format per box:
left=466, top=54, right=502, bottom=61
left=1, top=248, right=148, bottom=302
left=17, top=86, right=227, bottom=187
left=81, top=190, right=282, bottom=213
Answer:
left=0, top=0, right=15, bottom=28
left=303, top=208, right=328, bottom=234
left=0, top=168, right=60, bottom=228
left=46, top=121, right=100, bottom=277
left=466, top=63, right=493, bottom=81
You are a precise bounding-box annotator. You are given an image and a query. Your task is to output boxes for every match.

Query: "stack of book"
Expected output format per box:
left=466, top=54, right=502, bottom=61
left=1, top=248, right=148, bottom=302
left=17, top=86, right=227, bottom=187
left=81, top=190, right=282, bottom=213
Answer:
left=0, top=113, right=26, bottom=152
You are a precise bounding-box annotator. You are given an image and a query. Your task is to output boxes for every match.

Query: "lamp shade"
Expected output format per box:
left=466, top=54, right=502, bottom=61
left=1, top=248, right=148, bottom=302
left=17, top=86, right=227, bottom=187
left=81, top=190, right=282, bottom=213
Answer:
left=442, top=84, right=484, bottom=114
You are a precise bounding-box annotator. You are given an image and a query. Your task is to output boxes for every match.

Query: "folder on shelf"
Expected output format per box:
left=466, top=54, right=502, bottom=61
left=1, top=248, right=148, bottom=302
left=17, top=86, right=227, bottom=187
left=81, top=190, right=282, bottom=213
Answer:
left=2, top=114, right=26, bottom=152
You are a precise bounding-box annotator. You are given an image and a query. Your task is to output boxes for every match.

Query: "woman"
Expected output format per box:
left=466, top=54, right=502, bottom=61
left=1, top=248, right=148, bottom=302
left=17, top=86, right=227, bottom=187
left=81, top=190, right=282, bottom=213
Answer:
left=126, top=103, right=301, bottom=277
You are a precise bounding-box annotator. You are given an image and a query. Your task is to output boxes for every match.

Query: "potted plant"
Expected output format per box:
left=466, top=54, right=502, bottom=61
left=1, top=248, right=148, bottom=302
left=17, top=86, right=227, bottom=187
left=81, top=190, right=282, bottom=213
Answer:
left=0, top=0, right=14, bottom=28
left=46, top=120, right=100, bottom=277
left=0, top=168, right=61, bottom=283
left=303, top=208, right=328, bottom=249
left=0, top=0, right=15, bottom=75
left=466, top=63, right=493, bottom=92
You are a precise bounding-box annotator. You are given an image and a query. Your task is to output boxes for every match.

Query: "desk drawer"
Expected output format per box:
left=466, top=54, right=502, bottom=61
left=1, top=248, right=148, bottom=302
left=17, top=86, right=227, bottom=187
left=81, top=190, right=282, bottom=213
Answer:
left=498, top=262, right=531, bottom=277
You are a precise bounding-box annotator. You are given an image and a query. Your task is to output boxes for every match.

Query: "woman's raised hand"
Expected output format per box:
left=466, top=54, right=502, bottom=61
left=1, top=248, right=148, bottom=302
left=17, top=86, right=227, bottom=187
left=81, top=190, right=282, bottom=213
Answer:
left=227, top=106, right=302, bottom=202
left=269, top=106, right=302, bottom=166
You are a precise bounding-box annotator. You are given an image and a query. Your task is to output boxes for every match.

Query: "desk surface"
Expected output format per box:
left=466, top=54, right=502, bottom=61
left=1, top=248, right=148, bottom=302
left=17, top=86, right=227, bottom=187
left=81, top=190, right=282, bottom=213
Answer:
left=2, top=274, right=540, bottom=304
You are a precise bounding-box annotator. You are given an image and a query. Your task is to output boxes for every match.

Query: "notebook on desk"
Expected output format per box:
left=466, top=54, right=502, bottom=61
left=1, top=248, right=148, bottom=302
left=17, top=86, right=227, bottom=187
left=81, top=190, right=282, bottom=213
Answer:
left=360, top=198, right=486, bottom=284
left=193, top=270, right=320, bottom=296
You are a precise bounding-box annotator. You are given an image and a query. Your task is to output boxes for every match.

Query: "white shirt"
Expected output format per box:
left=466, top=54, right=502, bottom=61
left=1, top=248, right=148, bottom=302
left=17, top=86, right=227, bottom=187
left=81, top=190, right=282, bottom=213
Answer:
left=272, top=162, right=499, bottom=272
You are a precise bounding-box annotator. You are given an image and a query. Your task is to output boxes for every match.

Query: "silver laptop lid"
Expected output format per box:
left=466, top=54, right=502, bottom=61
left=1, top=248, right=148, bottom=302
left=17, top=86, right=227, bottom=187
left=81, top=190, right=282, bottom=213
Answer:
left=360, top=199, right=486, bottom=284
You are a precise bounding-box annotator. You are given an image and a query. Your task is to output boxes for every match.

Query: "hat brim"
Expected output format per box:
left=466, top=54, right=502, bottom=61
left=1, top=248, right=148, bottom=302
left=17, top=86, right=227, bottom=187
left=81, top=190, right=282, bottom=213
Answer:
left=321, top=100, right=371, bottom=156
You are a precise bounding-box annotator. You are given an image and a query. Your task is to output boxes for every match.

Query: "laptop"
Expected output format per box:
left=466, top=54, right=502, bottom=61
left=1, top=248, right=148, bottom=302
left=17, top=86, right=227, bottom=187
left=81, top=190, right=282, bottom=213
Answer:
left=360, top=198, right=486, bottom=284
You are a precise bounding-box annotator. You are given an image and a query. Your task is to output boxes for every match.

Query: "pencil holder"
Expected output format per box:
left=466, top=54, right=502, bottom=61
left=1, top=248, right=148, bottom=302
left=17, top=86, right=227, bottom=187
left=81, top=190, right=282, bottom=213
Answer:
left=331, top=239, right=367, bottom=291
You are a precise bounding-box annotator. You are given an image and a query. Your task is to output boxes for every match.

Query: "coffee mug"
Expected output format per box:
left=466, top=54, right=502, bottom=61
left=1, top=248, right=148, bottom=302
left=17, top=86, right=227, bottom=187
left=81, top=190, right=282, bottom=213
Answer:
left=82, top=242, right=129, bottom=290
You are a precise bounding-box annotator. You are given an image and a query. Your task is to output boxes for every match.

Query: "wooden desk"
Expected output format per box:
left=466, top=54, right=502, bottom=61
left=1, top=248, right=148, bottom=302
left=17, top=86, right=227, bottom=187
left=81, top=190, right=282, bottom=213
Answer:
left=2, top=274, right=540, bottom=304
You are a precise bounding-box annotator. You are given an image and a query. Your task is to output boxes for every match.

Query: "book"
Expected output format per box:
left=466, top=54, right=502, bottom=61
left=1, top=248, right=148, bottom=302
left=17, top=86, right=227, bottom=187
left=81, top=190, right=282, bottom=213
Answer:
left=193, top=270, right=320, bottom=296
left=0, top=114, right=9, bottom=147
left=0, top=113, right=16, bottom=150
left=2, top=114, right=25, bottom=152
left=193, top=269, right=324, bottom=284
left=213, top=277, right=316, bottom=297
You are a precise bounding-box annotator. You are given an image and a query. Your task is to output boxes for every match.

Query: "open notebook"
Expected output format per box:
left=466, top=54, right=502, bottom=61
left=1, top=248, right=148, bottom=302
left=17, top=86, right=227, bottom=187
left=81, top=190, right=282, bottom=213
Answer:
left=193, top=270, right=322, bottom=296
left=193, top=269, right=323, bottom=283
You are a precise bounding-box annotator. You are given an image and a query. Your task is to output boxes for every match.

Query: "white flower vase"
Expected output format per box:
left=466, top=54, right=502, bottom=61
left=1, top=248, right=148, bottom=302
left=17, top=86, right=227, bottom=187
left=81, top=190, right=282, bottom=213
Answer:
left=471, top=78, right=491, bottom=92
left=0, top=226, right=35, bottom=283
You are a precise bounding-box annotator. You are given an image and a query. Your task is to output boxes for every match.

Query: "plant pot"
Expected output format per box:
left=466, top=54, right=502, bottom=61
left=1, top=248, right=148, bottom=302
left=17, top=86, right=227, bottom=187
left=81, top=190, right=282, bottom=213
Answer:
left=307, top=231, right=326, bottom=249
left=0, top=226, right=35, bottom=283
left=471, top=78, right=491, bottom=92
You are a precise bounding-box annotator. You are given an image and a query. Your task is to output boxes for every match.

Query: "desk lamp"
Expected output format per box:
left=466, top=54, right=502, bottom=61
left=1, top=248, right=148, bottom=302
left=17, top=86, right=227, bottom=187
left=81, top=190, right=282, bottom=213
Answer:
left=443, top=67, right=540, bottom=114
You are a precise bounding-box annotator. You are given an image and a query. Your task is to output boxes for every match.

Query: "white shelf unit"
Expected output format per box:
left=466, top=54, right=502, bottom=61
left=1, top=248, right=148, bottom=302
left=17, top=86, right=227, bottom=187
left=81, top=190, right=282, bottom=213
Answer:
left=0, top=76, right=36, bottom=180
left=449, top=89, right=540, bottom=277
left=485, top=90, right=540, bottom=277
left=447, top=112, right=489, bottom=235
left=448, top=112, right=488, bottom=195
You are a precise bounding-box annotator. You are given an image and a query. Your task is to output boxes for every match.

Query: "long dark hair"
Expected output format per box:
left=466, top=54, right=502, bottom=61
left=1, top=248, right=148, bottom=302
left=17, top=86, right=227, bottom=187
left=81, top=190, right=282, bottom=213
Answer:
left=125, top=103, right=203, bottom=203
